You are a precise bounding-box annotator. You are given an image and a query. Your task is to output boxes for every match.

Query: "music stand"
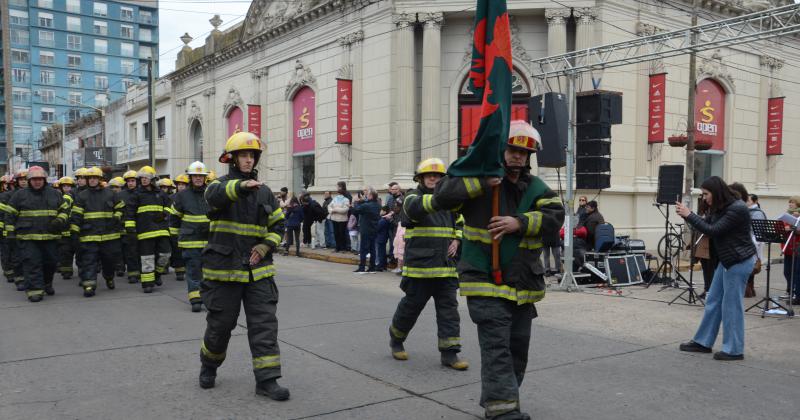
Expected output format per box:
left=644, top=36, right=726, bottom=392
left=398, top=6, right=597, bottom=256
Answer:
left=746, top=219, right=795, bottom=317
left=669, top=226, right=703, bottom=306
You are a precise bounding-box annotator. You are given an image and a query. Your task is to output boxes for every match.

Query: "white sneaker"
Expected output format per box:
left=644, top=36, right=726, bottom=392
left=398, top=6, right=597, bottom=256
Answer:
left=391, top=268, right=402, bottom=273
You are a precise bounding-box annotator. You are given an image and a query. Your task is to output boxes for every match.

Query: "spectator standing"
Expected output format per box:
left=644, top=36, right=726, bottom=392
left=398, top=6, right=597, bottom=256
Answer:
left=375, top=206, right=392, bottom=271
left=351, top=187, right=380, bottom=273
left=328, top=190, right=350, bottom=252
left=692, top=197, right=718, bottom=298
left=781, top=196, right=800, bottom=304
left=385, top=182, right=403, bottom=263
left=729, top=182, right=762, bottom=298
left=576, top=196, right=589, bottom=225
left=284, top=197, right=303, bottom=256
left=677, top=176, right=756, bottom=361
left=322, top=191, right=335, bottom=248
left=337, top=181, right=353, bottom=250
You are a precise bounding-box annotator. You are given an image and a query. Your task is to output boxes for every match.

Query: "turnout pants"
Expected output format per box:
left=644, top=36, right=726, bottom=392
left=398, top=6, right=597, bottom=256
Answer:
left=170, top=236, right=185, bottom=277
left=19, top=240, right=58, bottom=299
left=389, top=277, right=461, bottom=352
left=58, top=236, right=76, bottom=278
left=78, top=240, right=122, bottom=289
left=11, top=241, right=25, bottom=286
left=139, top=236, right=171, bottom=287
left=467, top=297, right=536, bottom=420
left=0, top=237, right=13, bottom=280
left=182, top=248, right=203, bottom=303
left=122, top=234, right=141, bottom=280
left=200, top=277, right=282, bottom=382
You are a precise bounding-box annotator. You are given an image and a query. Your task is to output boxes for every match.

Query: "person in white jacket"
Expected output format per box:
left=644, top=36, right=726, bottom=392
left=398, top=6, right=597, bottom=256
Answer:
left=328, top=192, right=351, bottom=252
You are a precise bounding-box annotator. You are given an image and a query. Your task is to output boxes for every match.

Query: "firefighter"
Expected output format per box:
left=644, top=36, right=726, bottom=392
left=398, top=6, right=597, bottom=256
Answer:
left=198, top=131, right=288, bottom=401
left=158, top=178, right=186, bottom=282
left=74, top=168, right=88, bottom=192
left=206, top=170, right=217, bottom=184
left=70, top=167, right=125, bottom=297
left=108, top=177, right=126, bottom=277
left=125, top=166, right=171, bottom=293
left=7, top=170, right=29, bottom=290
left=171, top=162, right=210, bottom=312
left=388, top=158, right=468, bottom=370
left=6, top=167, right=68, bottom=302
left=175, top=174, right=189, bottom=193
left=0, top=175, right=15, bottom=283
left=56, top=177, right=77, bottom=280
left=108, top=177, right=124, bottom=192
left=431, top=121, right=565, bottom=420
left=120, top=170, right=141, bottom=283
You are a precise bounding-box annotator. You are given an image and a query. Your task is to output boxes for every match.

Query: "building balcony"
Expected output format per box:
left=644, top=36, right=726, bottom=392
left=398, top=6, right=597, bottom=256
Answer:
left=116, top=138, right=166, bottom=164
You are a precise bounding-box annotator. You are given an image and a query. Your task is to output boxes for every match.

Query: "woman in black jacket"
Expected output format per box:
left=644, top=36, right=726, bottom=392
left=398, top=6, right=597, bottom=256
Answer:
left=675, top=176, right=756, bottom=361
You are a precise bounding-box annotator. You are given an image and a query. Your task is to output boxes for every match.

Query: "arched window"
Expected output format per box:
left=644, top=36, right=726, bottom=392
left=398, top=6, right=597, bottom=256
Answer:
left=226, top=106, right=243, bottom=137
left=190, top=120, right=203, bottom=161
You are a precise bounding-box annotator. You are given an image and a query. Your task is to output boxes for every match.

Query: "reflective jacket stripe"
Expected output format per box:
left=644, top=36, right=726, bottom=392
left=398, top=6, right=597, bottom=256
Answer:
left=252, top=354, right=281, bottom=369
left=182, top=214, right=210, bottom=223
left=84, top=211, right=114, bottom=219
left=404, top=226, right=457, bottom=239
left=19, top=209, right=57, bottom=217
left=460, top=282, right=545, bottom=304
left=124, top=220, right=136, bottom=228
left=463, top=225, right=492, bottom=244
left=137, top=205, right=164, bottom=213
left=71, top=206, right=84, bottom=214
left=422, top=194, right=435, bottom=214
left=80, top=233, right=121, bottom=242
left=201, top=341, right=226, bottom=361
left=463, top=177, right=483, bottom=198
left=267, top=208, right=284, bottom=227
left=524, top=211, right=543, bottom=236
left=188, top=290, right=201, bottom=301
left=17, top=233, right=61, bottom=240
left=179, top=240, right=207, bottom=248
left=225, top=180, right=240, bottom=201
left=202, top=265, right=276, bottom=282
left=138, top=230, right=170, bottom=240
left=209, top=220, right=266, bottom=238
left=402, top=266, right=457, bottom=278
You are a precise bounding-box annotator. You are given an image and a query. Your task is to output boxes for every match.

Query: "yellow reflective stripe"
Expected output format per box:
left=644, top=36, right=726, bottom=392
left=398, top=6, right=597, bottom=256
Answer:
left=114, top=201, right=125, bottom=210
left=84, top=211, right=114, bottom=219
left=251, top=265, right=276, bottom=281
left=252, top=354, right=280, bottom=369
left=535, top=197, right=562, bottom=209
left=402, top=266, right=457, bottom=278
left=405, top=226, right=456, bottom=238
left=137, top=230, right=170, bottom=240
left=188, top=290, right=201, bottom=301
left=165, top=206, right=177, bottom=215
left=79, top=233, right=121, bottom=242
left=265, top=232, right=281, bottom=246
left=171, top=205, right=184, bottom=218
left=169, top=227, right=180, bottom=235
left=460, top=282, right=545, bottom=304
left=438, top=337, right=461, bottom=348
left=17, top=233, right=61, bottom=240
left=137, top=205, right=164, bottom=213
left=225, top=180, right=239, bottom=201
left=454, top=229, right=463, bottom=240
left=58, top=201, right=70, bottom=210
left=422, top=194, right=435, bottom=214
left=141, top=272, right=156, bottom=282
left=209, top=220, right=266, bottom=238
left=268, top=208, right=284, bottom=227
left=202, top=265, right=276, bottom=282
left=201, top=342, right=226, bottom=361
left=19, top=209, right=57, bottom=217
left=519, top=237, right=543, bottom=250
left=113, top=211, right=123, bottom=219
left=56, top=213, right=68, bottom=221
left=5, top=225, right=15, bottom=232
left=26, top=289, right=45, bottom=297
left=71, top=206, right=84, bottom=214
left=6, top=206, right=18, bottom=215
left=463, top=225, right=492, bottom=245
left=182, top=214, right=209, bottom=223
left=463, top=177, right=483, bottom=199
left=124, top=220, right=136, bottom=228
left=524, top=211, right=543, bottom=237
left=179, top=240, right=207, bottom=248
left=390, top=324, right=407, bottom=339
left=486, top=400, right=520, bottom=417
left=0, top=203, right=11, bottom=213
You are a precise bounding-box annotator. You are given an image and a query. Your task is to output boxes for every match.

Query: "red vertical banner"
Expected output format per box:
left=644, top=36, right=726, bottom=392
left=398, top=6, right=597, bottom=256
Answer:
left=336, top=79, right=353, bottom=144
left=648, top=73, right=666, bottom=143
left=227, top=107, right=243, bottom=138
left=292, top=86, right=316, bottom=155
left=248, top=105, right=261, bottom=139
left=766, top=97, right=784, bottom=156
left=694, top=79, right=726, bottom=151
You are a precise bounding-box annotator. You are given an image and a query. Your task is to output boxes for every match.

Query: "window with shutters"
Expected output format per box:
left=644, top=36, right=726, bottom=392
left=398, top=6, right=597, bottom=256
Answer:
left=40, top=70, right=55, bottom=85
left=68, top=54, right=82, bottom=68
left=67, top=35, right=82, bottom=50
left=39, top=89, right=55, bottom=104
left=39, top=51, right=55, bottom=66
left=94, top=56, right=108, bottom=72
left=94, top=20, right=108, bottom=36
left=38, top=12, right=54, bottom=28
left=9, top=10, right=28, bottom=25
left=39, top=30, right=55, bottom=47
left=11, top=49, right=30, bottom=64
left=66, top=0, right=81, bottom=13
left=94, top=39, right=107, bottom=54
left=41, top=107, right=55, bottom=123
left=67, top=16, right=81, bottom=32
left=68, top=73, right=82, bottom=87
left=94, top=2, right=107, bottom=17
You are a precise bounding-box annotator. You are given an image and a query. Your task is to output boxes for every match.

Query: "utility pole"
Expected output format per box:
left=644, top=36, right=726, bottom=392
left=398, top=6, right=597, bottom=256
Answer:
left=147, top=58, right=156, bottom=168
left=683, top=0, right=699, bottom=206
left=61, top=114, right=67, bottom=178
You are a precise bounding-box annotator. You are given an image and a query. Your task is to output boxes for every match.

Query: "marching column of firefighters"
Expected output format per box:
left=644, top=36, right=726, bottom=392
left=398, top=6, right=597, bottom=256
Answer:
left=0, top=121, right=559, bottom=418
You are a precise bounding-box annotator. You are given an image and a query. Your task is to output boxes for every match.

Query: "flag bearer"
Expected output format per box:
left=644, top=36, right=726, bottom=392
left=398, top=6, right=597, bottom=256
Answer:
left=70, top=167, right=125, bottom=297
left=172, top=162, right=211, bottom=312
left=6, top=167, right=68, bottom=302
left=125, top=166, right=171, bottom=293
left=388, top=158, right=468, bottom=370
left=197, top=131, right=289, bottom=401
left=120, top=170, right=141, bottom=283
left=56, top=176, right=77, bottom=280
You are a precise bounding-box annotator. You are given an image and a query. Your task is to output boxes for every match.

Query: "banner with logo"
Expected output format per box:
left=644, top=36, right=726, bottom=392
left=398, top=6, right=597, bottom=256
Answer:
left=248, top=105, right=261, bottom=139
left=648, top=73, right=666, bottom=143
left=694, top=79, right=726, bottom=151
left=336, top=79, right=353, bottom=144
left=227, top=106, right=243, bottom=138
left=292, top=87, right=316, bottom=155
left=84, top=147, right=113, bottom=166
left=766, top=97, right=784, bottom=156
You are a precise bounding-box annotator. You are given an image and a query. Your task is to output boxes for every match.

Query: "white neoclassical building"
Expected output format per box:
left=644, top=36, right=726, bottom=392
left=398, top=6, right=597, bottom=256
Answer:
left=156, top=0, right=800, bottom=246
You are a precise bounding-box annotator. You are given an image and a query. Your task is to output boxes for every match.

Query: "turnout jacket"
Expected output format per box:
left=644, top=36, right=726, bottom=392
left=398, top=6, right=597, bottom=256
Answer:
left=432, top=174, right=564, bottom=304
left=0, top=189, right=15, bottom=236
left=60, top=192, right=74, bottom=239
left=124, top=186, right=171, bottom=240
left=171, top=185, right=210, bottom=249
left=5, top=186, right=68, bottom=241
left=118, top=186, right=137, bottom=236
left=203, top=167, right=285, bottom=282
left=70, top=186, right=125, bottom=242
left=401, top=184, right=461, bottom=279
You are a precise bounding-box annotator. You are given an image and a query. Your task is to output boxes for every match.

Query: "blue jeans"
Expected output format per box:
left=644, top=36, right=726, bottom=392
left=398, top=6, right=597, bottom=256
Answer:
left=782, top=254, right=800, bottom=298
left=359, top=232, right=376, bottom=270
left=182, top=248, right=203, bottom=303
left=324, top=220, right=336, bottom=248
left=693, top=255, right=755, bottom=355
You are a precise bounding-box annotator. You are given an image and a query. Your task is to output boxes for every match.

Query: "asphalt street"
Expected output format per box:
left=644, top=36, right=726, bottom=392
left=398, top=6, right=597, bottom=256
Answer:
left=0, top=255, right=797, bottom=420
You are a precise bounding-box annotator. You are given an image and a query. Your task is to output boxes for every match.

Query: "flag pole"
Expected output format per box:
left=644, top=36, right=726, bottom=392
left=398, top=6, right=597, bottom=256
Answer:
left=492, top=185, right=502, bottom=284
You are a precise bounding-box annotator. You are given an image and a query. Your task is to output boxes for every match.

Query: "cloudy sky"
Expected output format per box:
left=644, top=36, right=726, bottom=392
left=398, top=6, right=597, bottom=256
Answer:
left=157, top=1, right=252, bottom=76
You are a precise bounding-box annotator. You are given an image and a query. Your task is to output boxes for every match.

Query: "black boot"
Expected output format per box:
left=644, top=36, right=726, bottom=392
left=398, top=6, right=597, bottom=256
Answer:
left=440, top=350, right=469, bottom=371
left=199, top=365, right=217, bottom=389
left=83, top=286, right=95, bottom=297
left=61, top=273, right=72, bottom=280
left=28, top=294, right=43, bottom=303
left=128, top=275, right=138, bottom=284
left=143, top=285, right=154, bottom=294
left=115, top=270, right=125, bottom=278
left=191, top=302, right=202, bottom=312
left=155, top=274, right=163, bottom=286
left=16, top=282, right=26, bottom=291
left=390, top=339, right=408, bottom=361
left=176, top=272, right=185, bottom=281
left=105, top=278, right=115, bottom=290
left=44, top=286, right=55, bottom=296
left=255, top=379, right=290, bottom=401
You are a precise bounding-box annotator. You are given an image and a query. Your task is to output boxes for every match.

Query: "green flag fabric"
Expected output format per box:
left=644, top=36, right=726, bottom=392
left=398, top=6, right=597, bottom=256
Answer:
left=448, top=0, right=513, bottom=178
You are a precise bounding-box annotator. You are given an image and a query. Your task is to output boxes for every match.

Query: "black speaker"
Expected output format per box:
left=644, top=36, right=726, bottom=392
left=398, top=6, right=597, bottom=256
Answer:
left=577, top=174, right=610, bottom=190
left=576, top=156, right=611, bottom=173
left=576, top=91, right=623, bottom=124
left=657, top=165, right=684, bottom=204
left=576, top=139, right=611, bottom=156
left=529, top=93, right=568, bottom=168
left=576, top=123, right=611, bottom=140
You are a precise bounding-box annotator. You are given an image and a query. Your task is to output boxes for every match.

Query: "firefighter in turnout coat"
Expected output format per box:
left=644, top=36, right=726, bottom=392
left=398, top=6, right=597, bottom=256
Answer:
left=431, top=121, right=565, bottom=419
left=56, top=176, right=77, bottom=280
left=6, top=167, right=68, bottom=302
left=125, top=166, right=171, bottom=293
left=0, top=175, right=16, bottom=283
left=198, top=131, right=289, bottom=401
left=70, top=167, right=125, bottom=297
left=388, top=158, right=468, bottom=370
left=119, top=170, right=141, bottom=283
left=6, top=170, right=30, bottom=289
left=171, top=162, right=211, bottom=312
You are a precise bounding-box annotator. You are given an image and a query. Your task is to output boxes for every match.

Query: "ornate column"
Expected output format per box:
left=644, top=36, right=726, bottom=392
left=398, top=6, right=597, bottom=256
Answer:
left=338, top=30, right=365, bottom=184
left=421, top=12, right=444, bottom=159
left=574, top=8, right=596, bottom=54
left=759, top=55, right=784, bottom=190
left=542, top=9, right=570, bottom=184
left=392, top=12, right=417, bottom=184
left=250, top=67, right=268, bottom=106
left=202, top=87, right=216, bottom=168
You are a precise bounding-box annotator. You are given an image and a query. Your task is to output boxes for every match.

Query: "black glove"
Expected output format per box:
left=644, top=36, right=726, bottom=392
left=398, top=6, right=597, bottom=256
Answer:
left=48, top=218, right=65, bottom=234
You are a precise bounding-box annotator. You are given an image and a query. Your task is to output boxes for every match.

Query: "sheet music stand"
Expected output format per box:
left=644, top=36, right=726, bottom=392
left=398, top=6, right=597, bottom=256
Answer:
left=746, top=219, right=795, bottom=317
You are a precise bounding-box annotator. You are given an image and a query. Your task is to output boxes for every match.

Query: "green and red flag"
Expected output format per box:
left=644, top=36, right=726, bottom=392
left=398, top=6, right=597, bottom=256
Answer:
left=448, top=0, right=513, bottom=178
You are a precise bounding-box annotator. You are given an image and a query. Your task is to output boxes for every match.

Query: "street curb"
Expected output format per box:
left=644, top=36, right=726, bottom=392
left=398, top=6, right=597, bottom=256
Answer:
left=284, top=249, right=360, bottom=265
